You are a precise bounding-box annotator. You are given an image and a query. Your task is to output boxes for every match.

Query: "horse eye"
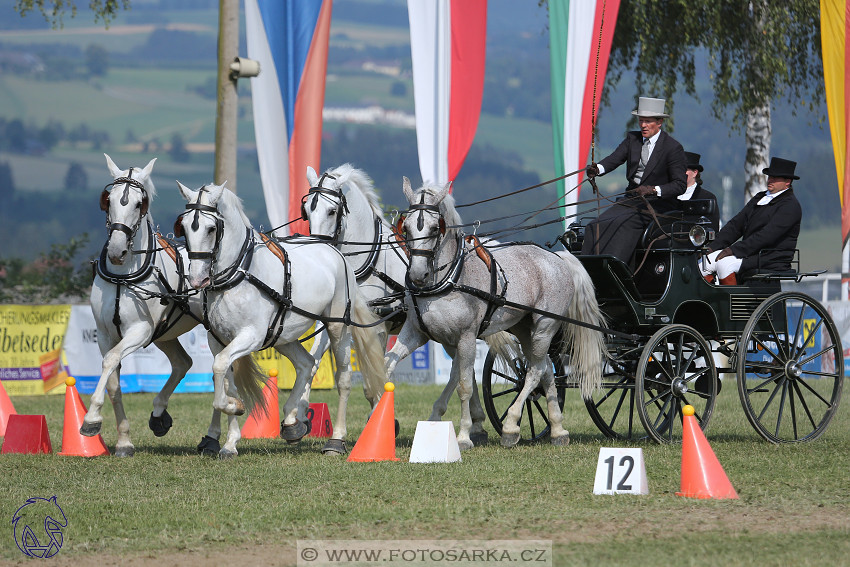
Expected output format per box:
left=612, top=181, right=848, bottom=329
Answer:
left=329, top=208, right=337, bottom=216
left=206, top=226, right=216, bottom=234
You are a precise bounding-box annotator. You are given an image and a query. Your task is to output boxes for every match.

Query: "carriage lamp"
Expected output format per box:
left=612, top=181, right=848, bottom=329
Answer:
left=688, top=225, right=708, bottom=247
left=229, top=57, right=261, bottom=80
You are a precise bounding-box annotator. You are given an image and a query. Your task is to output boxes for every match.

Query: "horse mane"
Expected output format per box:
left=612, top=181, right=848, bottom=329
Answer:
left=328, top=163, right=386, bottom=221
left=218, top=185, right=253, bottom=229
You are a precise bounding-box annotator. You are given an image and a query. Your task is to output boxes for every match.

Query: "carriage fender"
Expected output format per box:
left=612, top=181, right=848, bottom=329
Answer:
left=673, top=300, right=718, bottom=337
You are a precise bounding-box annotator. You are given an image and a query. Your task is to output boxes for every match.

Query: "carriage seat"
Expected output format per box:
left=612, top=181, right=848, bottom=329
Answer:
left=638, top=199, right=716, bottom=251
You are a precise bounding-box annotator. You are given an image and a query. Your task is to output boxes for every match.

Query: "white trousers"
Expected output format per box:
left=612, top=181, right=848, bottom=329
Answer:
left=699, top=250, right=743, bottom=279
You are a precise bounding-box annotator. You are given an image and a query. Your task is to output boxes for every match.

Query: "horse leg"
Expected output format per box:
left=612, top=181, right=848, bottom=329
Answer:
left=501, top=330, right=554, bottom=448
left=149, top=338, right=193, bottom=437
left=211, top=336, right=259, bottom=416
left=323, top=322, right=353, bottom=455
left=197, top=408, right=223, bottom=457
left=468, top=378, right=489, bottom=446
left=540, top=363, right=569, bottom=446
left=83, top=326, right=150, bottom=453
left=385, top=319, right=428, bottom=378
left=428, top=345, right=455, bottom=421
left=277, top=342, right=317, bottom=444
left=453, top=335, right=478, bottom=451
left=218, top=377, right=244, bottom=458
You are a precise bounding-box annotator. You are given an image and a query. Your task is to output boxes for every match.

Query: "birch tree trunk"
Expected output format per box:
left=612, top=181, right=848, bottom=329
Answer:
left=744, top=102, right=770, bottom=202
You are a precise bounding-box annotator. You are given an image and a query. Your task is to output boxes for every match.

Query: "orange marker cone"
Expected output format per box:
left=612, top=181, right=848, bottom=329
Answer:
left=348, top=382, right=399, bottom=462
left=677, top=405, right=738, bottom=499
left=58, top=377, right=109, bottom=457
left=241, top=369, right=280, bottom=439
left=0, top=378, right=17, bottom=437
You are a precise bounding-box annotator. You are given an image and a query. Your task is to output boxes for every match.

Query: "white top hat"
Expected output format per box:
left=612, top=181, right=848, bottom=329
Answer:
left=631, top=97, right=669, bottom=118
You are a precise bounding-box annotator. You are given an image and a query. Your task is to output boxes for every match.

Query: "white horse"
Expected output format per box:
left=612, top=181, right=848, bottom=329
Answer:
left=175, top=181, right=387, bottom=455
left=385, top=178, right=606, bottom=449
left=303, top=164, right=488, bottom=444
left=86, top=154, right=242, bottom=457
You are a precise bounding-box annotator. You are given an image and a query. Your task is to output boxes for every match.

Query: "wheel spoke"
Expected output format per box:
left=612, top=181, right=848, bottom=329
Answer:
left=794, top=318, right=824, bottom=360
left=798, top=344, right=835, bottom=367
left=491, top=388, right=518, bottom=399
left=651, top=395, right=672, bottom=430
left=795, top=376, right=835, bottom=407
left=492, top=368, right=520, bottom=384
left=774, top=379, right=789, bottom=438
left=747, top=359, right=785, bottom=372
left=790, top=379, right=819, bottom=430
left=532, top=397, right=551, bottom=428
left=755, top=376, right=785, bottom=422
left=788, top=303, right=807, bottom=359
left=525, top=399, right=537, bottom=438
left=674, top=333, right=685, bottom=376
left=745, top=369, right=784, bottom=394
left=751, top=333, right=783, bottom=361
left=684, top=366, right=710, bottom=385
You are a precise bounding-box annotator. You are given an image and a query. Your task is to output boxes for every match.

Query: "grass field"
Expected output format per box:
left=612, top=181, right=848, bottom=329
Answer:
left=1, top=382, right=848, bottom=566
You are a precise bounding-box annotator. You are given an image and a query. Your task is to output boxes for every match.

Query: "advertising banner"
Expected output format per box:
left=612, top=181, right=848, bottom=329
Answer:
left=0, top=305, right=71, bottom=395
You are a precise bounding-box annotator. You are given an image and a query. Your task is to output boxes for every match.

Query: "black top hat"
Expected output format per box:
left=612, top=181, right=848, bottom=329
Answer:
left=685, top=152, right=703, bottom=172
left=762, top=157, right=799, bottom=180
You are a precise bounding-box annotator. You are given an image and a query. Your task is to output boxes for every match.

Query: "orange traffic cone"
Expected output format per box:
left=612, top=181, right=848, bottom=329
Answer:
left=348, top=382, right=399, bottom=462
left=677, top=405, right=738, bottom=499
left=241, top=369, right=280, bottom=439
left=58, top=377, right=109, bottom=457
left=0, top=378, right=17, bottom=437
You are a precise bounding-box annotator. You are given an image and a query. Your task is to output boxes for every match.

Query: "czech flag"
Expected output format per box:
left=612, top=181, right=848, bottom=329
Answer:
left=549, top=0, right=619, bottom=225
left=246, top=0, right=333, bottom=236
left=821, top=0, right=850, bottom=294
left=407, top=0, right=487, bottom=187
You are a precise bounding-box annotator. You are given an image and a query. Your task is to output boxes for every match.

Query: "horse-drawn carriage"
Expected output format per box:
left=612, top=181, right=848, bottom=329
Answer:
left=482, top=199, right=845, bottom=444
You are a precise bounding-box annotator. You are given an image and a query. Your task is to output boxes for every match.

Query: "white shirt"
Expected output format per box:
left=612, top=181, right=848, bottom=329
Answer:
left=678, top=183, right=697, bottom=201
left=756, top=187, right=788, bottom=206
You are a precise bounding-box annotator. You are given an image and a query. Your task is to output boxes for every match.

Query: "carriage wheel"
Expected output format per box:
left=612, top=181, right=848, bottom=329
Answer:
left=737, top=291, right=844, bottom=443
left=636, top=324, right=717, bottom=443
left=584, top=349, right=646, bottom=440
left=481, top=349, right=565, bottom=443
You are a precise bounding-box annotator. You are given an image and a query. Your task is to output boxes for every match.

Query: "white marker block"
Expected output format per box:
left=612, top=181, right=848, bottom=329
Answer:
left=409, top=421, right=462, bottom=463
left=593, top=447, right=648, bottom=495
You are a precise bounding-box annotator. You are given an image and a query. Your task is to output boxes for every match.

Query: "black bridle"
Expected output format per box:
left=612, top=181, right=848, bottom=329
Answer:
left=100, top=168, right=149, bottom=241
left=174, top=185, right=224, bottom=262
left=404, top=193, right=446, bottom=261
left=301, top=172, right=348, bottom=240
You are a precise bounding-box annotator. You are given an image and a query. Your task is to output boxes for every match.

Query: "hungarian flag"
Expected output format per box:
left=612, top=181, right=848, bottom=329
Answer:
left=407, top=0, right=487, bottom=187
left=246, top=0, right=333, bottom=236
left=549, top=0, right=620, bottom=224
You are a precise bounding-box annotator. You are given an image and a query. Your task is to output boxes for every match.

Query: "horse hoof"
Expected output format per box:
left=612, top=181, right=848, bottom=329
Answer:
left=321, top=439, right=347, bottom=455
left=148, top=410, right=173, bottom=437
left=280, top=420, right=308, bottom=444
left=470, top=431, right=489, bottom=447
left=114, top=445, right=134, bottom=458
left=551, top=433, right=570, bottom=446
left=218, top=448, right=238, bottom=460
left=500, top=431, right=521, bottom=448
left=458, top=438, right=474, bottom=451
left=79, top=421, right=102, bottom=437
left=197, top=435, right=221, bottom=457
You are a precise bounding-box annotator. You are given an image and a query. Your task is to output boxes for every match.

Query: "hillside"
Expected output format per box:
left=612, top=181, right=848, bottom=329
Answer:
left=0, top=0, right=841, bottom=271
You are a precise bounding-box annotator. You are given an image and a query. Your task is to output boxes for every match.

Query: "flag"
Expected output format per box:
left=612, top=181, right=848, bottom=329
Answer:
left=246, top=0, right=333, bottom=236
left=549, top=0, right=620, bottom=225
left=407, top=0, right=487, bottom=187
left=820, top=0, right=850, bottom=296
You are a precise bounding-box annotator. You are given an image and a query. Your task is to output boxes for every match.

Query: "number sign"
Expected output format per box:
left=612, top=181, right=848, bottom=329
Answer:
left=593, top=447, right=649, bottom=495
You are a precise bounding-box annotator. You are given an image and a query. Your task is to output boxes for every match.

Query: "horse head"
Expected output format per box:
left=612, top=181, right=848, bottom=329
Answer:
left=101, top=153, right=156, bottom=265
left=304, top=165, right=347, bottom=239
left=401, top=177, right=453, bottom=287
left=175, top=180, right=228, bottom=290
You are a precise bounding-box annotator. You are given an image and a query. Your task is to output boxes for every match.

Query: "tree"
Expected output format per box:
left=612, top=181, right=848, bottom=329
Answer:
left=64, top=161, right=88, bottom=191
left=169, top=133, right=190, bottom=163
left=604, top=0, right=823, bottom=200
left=85, top=43, right=109, bottom=77
left=0, top=161, right=16, bottom=200
left=14, top=0, right=130, bottom=28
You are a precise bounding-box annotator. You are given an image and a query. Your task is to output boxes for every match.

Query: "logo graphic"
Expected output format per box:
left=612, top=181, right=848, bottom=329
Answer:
left=12, top=496, right=67, bottom=558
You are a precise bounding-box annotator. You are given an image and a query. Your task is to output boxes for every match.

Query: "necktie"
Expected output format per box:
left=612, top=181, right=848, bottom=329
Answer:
left=634, top=138, right=651, bottom=185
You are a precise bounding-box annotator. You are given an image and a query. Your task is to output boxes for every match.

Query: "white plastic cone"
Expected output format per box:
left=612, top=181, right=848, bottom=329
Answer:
left=409, top=421, right=462, bottom=463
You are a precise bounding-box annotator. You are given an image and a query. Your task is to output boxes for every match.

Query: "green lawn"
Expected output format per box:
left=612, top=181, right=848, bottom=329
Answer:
left=1, top=383, right=848, bottom=566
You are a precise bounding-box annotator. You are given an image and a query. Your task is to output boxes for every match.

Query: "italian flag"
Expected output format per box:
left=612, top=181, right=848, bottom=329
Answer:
left=407, top=0, right=487, bottom=187
left=549, top=0, right=620, bottom=224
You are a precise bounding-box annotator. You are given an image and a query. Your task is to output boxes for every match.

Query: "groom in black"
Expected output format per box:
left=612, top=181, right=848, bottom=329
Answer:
left=581, top=97, right=687, bottom=264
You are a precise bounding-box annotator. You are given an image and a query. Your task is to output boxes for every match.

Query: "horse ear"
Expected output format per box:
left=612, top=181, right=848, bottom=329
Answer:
left=176, top=180, right=194, bottom=202
left=208, top=182, right=226, bottom=205
left=104, top=153, right=121, bottom=178
left=142, top=157, right=157, bottom=177
left=402, top=176, right=414, bottom=203
left=307, top=166, right=319, bottom=187
left=436, top=181, right=452, bottom=202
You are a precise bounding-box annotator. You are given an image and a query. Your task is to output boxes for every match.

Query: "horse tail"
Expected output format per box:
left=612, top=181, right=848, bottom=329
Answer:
left=349, top=286, right=388, bottom=402
left=232, top=354, right=269, bottom=416
left=558, top=251, right=606, bottom=399
left=483, top=331, right=523, bottom=371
